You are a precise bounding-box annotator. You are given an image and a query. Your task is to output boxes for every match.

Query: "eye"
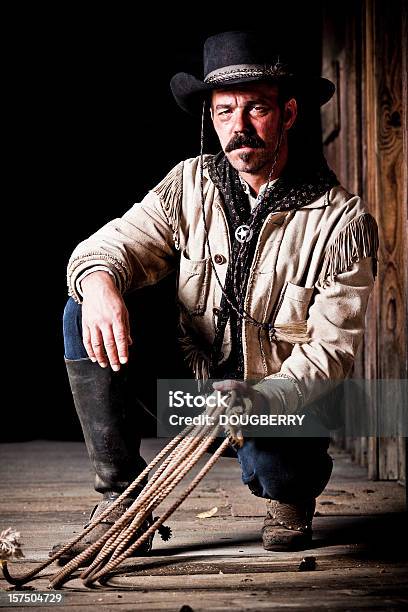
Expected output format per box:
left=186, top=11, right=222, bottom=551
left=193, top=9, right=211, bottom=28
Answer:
left=216, top=108, right=233, bottom=122
left=250, top=105, right=268, bottom=115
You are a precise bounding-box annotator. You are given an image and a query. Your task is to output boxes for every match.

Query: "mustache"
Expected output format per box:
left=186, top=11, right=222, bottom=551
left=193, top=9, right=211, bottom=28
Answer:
left=225, top=133, right=266, bottom=152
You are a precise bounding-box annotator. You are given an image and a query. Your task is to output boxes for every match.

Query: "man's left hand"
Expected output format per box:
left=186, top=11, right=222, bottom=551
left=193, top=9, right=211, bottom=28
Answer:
left=212, top=379, right=267, bottom=415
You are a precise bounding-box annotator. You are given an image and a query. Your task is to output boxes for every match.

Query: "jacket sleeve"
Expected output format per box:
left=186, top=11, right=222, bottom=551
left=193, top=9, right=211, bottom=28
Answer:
left=253, top=212, right=379, bottom=413
left=67, top=162, right=183, bottom=302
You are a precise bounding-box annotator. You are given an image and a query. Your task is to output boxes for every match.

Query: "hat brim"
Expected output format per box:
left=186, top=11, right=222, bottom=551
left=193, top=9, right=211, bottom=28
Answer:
left=170, top=72, right=335, bottom=115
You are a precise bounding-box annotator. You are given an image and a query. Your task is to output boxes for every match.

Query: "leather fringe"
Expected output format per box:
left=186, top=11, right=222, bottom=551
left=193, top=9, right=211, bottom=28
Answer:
left=179, top=334, right=210, bottom=378
left=152, top=162, right=183, bottom=250
left=318, top=213, right=379, bottom=287
left=177, top=310, right=211, bottom=388
left=273, top=321, right=310, bottom=344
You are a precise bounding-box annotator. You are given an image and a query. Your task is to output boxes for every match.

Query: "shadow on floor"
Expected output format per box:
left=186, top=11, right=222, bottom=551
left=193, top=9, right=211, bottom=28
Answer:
left=312, top=512, right=408, bottom=561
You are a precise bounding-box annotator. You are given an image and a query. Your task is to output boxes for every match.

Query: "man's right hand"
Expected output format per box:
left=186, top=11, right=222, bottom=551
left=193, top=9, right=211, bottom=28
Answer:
left=80, top=271, right=132, bottom=371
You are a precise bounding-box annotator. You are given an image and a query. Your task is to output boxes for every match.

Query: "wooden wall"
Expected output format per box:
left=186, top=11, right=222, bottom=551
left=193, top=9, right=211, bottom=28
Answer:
left=321, top=0, right=407, bottom=483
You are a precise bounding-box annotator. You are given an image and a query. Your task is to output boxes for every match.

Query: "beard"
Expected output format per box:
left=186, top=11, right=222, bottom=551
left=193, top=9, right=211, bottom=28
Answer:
left=226, top=148, right=273, bottom=174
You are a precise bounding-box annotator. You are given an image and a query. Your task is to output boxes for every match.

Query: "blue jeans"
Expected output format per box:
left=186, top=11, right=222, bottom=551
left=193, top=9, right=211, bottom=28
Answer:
left=63, top=297, right=333, bottom=502
left=63, top=297, right=89, bottom=360
left=236, top=437, right=332, bottom=503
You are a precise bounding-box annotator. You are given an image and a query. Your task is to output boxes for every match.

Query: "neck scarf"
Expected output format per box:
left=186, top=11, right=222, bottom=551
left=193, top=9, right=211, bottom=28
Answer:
left=206, top=152, right=339, bottom=379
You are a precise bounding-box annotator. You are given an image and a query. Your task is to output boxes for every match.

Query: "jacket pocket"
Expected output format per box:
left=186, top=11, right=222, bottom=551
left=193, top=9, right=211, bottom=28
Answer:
left=272, top=282, right=315, bottom=344
left=274, top=282, right=315, bottom=325
left=177, top=249, right=210, bottom=316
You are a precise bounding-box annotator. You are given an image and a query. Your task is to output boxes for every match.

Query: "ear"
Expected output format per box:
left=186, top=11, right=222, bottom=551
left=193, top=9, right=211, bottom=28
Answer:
left=283, top=98, right=297, bottom=131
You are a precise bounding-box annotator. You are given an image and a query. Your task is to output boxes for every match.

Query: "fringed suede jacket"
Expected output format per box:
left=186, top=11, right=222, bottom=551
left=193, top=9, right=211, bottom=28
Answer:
left=67, top=155, right=379, bottom=415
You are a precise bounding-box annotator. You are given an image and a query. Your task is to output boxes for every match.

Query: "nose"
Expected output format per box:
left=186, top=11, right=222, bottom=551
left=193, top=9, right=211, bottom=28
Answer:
left=233, top=108, right=252, bottom=133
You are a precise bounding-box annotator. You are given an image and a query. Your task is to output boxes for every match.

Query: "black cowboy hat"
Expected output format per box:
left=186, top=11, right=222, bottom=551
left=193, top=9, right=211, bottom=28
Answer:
left=170, top=31, right=335, bottom=115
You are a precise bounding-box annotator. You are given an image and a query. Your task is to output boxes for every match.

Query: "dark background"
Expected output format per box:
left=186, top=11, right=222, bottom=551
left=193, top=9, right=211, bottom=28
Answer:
left=3, top=4, right=325, bottom=441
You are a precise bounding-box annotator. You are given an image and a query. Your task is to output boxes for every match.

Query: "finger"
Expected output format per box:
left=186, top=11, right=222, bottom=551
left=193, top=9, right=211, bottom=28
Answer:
left=124, top=309, right=133, bottom=346
left=213, top=380, right=248, bottom=392
left=101, top=326, right=121, bottom=371
left=112, top=321, right=129, bottom=365
left=83, top=325, right=97, bottom=363
left=90, top=327, right=108, bottom=368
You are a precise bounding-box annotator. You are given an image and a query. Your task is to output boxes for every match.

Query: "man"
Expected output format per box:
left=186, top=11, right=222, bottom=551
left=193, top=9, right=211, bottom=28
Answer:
left=59, top=31, right=378, bottom=558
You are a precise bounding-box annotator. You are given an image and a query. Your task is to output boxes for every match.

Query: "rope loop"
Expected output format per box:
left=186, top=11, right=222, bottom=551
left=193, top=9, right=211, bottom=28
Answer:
left=1, top=393, right=237, bottom=589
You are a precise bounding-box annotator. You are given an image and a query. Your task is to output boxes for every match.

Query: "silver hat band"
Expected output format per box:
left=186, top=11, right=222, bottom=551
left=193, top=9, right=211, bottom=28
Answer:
left=204, top=63, right=292, bottom=85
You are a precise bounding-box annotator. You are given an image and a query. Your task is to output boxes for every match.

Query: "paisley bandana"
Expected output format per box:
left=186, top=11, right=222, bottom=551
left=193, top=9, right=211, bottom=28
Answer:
left=206, top=152, right=339, bottom=379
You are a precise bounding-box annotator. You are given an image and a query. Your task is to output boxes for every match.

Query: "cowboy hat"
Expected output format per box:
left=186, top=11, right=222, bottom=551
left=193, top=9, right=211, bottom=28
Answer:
left=170, top=31, right=335, bottom=115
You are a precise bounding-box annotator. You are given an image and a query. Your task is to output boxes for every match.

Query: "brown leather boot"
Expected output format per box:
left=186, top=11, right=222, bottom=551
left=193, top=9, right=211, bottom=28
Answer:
left=50, top=492, right=155, bottom=566
left=262, top=499, right=316, bottom=551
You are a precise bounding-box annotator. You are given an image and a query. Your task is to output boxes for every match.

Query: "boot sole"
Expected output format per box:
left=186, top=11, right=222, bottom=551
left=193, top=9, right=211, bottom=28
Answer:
left=263, top=541, right=312, bottom=552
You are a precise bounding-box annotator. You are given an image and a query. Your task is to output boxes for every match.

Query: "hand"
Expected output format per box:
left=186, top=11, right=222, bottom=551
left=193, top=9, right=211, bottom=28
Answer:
left=80, top=271, right=132, bottom=371
left=212, top=379, right=268, bottom=449
left=212, top=379, right=267, bottom=415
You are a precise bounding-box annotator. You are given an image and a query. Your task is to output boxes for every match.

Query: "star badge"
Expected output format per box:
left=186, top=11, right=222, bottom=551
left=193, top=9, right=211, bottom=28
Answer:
left=235, top=224, right=253, bottom=243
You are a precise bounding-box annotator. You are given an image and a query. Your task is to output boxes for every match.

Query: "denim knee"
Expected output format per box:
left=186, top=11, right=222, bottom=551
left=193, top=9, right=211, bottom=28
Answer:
left=63, top=297, right=88, bottom=360
left=237, top=437, right=333, bottom=503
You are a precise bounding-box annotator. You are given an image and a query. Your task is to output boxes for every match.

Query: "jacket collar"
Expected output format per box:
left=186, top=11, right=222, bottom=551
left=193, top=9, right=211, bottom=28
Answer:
left=297, top=191, right=330, bottom=209
left=204, top=157, right=335, bottom=210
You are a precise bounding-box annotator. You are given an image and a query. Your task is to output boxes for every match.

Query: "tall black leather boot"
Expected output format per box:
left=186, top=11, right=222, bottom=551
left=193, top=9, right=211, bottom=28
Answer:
left=65, top=357, right=147, bottom=494
left=50, top=358, right=152, bottom=564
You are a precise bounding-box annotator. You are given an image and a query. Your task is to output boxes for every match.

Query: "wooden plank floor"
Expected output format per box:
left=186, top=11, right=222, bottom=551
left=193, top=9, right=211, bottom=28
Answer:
left=0, top=440, right=407, bottom=611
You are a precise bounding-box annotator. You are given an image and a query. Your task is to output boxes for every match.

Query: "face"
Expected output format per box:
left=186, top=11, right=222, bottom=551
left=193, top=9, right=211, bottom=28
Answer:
left=211, top=82, right=297, bottom=176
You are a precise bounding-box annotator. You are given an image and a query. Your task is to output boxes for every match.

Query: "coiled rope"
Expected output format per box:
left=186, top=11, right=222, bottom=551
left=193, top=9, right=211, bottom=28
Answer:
left=1, top=391, right=241, bottom=589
